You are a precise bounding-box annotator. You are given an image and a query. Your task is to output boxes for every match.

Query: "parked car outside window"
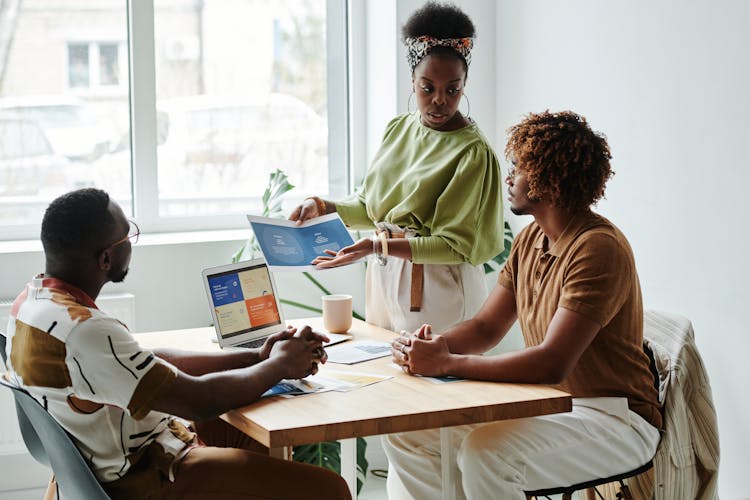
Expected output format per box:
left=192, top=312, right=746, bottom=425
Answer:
left=0, top=95, right=119, bottom=162
left=0, top=116, right=94, bottom=197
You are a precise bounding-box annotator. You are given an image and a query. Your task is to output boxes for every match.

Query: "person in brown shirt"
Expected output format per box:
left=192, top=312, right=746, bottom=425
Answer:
left=383, top=110, right=662, bottom=500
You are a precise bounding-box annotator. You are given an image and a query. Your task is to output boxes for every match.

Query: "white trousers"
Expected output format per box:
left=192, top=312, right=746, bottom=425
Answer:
left=383, top=398, right=661, bottom=500
left=365, top=256, right=487, bottom=333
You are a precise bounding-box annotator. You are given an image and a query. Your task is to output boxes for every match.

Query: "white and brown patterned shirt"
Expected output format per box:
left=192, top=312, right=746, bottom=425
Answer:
left=4, top=275, right=194, bottom=484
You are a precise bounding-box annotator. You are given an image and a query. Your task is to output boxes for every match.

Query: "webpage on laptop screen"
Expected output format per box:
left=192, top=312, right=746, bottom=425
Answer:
left=208, top=266, right=281, bottom=339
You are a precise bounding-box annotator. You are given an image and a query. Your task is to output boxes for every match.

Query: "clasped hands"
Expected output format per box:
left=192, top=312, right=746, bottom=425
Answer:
left=391, top=324, right=451, bottom=377
left=261, top=325, right=329, bottom=378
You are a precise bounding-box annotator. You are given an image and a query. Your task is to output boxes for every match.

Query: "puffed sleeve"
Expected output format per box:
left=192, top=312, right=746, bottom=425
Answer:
left=410, top=144, right=504, bottom=265
left=66, top=316, right=177, bottom=420
left=335, top=191, right=374, bottom=229
left=336, top=117, right=404, bottom=230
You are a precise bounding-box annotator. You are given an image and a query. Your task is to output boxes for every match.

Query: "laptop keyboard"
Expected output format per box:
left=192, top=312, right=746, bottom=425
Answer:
left=235, top=338, right=267, bottom=349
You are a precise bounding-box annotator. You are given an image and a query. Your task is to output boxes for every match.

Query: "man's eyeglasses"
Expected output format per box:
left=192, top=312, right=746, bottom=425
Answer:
left=105, top=220, right=140, bottom=250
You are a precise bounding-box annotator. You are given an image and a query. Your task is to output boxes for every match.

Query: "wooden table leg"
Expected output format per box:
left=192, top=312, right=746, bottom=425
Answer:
left=269, top=446, right=292, bottom=460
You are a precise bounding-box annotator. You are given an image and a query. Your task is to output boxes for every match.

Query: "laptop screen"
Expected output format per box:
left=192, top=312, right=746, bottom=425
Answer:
left=205, top=261, right=282, bottom=340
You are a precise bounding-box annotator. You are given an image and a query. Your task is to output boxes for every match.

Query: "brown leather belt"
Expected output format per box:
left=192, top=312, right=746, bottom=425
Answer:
left=376, top=227, right=423, bottom=312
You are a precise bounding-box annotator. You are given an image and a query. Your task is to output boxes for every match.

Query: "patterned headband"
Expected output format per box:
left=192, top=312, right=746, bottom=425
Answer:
left=404, top=35, right=474, bottom=71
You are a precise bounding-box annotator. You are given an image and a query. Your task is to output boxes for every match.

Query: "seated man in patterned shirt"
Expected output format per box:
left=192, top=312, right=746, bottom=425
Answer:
left=4, top=188, right=350, bottom=500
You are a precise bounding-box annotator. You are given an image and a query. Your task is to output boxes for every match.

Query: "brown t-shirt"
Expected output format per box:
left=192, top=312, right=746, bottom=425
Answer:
left=498, top=211, right=662, bottom=429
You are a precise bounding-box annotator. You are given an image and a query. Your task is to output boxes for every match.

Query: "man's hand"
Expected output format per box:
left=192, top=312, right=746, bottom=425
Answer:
left=269, top=325, right=329, bottom=379
left=392, top=324, right=452, bottom=377
left=294, top=325, right=330, bottom=365
left=258, top=326, right=297, bottom=361
left=312, top=237, right=372, bottom=269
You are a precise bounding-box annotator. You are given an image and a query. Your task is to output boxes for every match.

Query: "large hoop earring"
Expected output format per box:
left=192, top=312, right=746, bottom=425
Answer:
left=461, top=93, right=471, bottom=118
left=407, top=91, right=416, bottom=114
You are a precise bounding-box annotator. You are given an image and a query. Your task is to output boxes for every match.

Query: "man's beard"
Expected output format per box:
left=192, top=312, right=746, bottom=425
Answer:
left=108, top=267, right=129, bottom=283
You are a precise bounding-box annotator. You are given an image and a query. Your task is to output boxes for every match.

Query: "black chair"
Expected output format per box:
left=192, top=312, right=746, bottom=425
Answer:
left=525, top=460, right=653, bottom=500
left=0, top=331, right=110, bottom=499
left=526, top=344, right=661, bottom=500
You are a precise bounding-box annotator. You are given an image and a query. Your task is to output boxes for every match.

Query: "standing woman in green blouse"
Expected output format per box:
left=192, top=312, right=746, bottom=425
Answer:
left=289, top=1, right=504, bottom=335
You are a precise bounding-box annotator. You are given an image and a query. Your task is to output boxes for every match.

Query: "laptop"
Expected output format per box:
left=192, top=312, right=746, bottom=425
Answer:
left=202, top=258, right=351, bottom=350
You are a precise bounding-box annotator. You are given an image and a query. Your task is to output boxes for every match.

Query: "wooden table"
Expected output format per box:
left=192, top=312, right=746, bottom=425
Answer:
left=136, top=318, right=572, bottom=499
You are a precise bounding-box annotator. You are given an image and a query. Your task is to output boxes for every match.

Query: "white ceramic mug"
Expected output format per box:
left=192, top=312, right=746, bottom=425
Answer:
left=321, top=294, right=353, bottom=333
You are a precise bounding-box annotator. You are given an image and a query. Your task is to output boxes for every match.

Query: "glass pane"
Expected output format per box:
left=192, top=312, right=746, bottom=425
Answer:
left=0, top=1, right=131, bottom=229
left=99, top=43, right=120, bottom=86
left=68, top=43, right=90, bottom=88
left=154, top=0, right=329, bottom=217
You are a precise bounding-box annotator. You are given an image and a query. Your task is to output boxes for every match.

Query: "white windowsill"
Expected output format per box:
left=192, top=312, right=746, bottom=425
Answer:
left=0, top=228, right=251, bottom=255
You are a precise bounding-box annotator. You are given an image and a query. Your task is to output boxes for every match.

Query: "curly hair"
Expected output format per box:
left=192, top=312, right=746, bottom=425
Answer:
left=402, top=1, right=475, bottom=69
left=505, top=110, right=613, bottom=212
left=41, top=188, right=116, bottom=259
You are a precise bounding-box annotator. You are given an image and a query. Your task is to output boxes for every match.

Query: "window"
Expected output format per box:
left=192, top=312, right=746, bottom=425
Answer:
left=0, top=0, right=348, bottom=239
left=67, top=42, right=125, bottom=90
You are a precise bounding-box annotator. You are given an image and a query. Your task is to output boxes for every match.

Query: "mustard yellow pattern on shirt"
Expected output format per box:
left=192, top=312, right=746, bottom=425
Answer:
left=336, top=112, right=504, bottom=265
left=10, top=321, right=71, bottom=388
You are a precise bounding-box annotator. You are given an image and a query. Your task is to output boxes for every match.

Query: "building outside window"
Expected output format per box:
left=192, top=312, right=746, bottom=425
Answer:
left=0, top=0, right=347, bottom=239
left=67, top=41, right=123, bottom=89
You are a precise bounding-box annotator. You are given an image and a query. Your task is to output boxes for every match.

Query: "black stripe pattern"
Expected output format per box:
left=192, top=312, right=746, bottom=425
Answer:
left=73, top=357, right=95, bottom=394
left=108, top=336, right=137, bottom=380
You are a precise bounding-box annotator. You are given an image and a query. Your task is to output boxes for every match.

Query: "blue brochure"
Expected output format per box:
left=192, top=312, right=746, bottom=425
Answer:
left=246, top=213, right=356, bottom=271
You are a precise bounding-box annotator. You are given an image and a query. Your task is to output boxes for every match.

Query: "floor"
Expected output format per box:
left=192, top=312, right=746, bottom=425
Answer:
left=0, top=487, right=46, bottom=500
left=0, top=474, right=388, bottom=500
left=358, top=470, right=388, bottom=500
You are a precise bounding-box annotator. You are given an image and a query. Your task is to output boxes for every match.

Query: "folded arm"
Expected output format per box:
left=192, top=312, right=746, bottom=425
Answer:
left=394, top=284, right=602, bottom=383
left=149, top=326, right=327, bottom=421
left=444, top=307, right=601, bottom=383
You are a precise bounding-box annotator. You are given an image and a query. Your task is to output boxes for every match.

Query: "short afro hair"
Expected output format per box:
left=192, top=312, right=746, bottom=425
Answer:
left=41, top=188, right=116, bottom=258
left=402, top=1, right=475, bottom=70
left=505, top=110, right=613, bottom=212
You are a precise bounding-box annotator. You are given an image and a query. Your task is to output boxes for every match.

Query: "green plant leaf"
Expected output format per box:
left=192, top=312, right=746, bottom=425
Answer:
left=293, top=438, right=368, bottom=493
left=280, top=298, right=323, bottom=315
left=352, top=310, right=365, bottom=321
left=302, top=271, right=332, bottom=295
left=484, top=220, right=514, bottom=273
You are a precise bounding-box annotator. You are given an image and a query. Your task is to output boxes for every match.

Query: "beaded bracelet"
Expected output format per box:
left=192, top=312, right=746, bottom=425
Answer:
left=378, top=231, right=389, bottom=266
left=372, top=234, right=387, bottom=266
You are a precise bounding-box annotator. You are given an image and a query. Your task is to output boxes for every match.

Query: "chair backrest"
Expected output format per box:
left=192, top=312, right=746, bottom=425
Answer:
left=1, top=329, right=6, bottom=364
left=0, top=377, right=109, bottom=499
left=2, top=330, right=51, bottom=467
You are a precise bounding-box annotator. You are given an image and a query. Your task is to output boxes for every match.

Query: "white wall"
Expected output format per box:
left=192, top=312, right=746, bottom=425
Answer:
left=495, top=1, right=749, bottom=497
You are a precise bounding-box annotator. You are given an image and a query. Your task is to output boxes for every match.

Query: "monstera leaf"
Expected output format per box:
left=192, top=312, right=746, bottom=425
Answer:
left=483, top=220, right=514, bottom=273
left=293, top=438, right=369, bottom=494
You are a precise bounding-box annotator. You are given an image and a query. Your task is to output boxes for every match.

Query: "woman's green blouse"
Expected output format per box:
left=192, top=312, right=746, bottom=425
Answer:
left=336, top=112, right=504, bottom=266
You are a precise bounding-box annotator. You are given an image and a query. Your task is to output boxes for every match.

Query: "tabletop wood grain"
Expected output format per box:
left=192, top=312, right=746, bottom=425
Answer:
left=136, top=318, right=572, bottom=448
